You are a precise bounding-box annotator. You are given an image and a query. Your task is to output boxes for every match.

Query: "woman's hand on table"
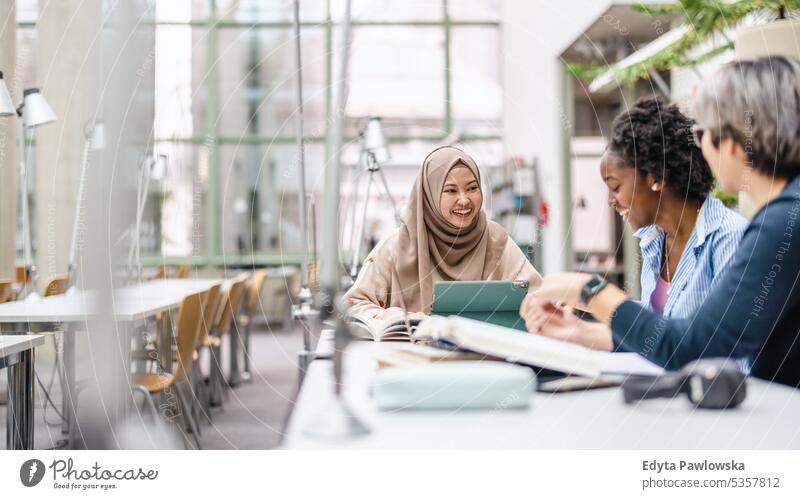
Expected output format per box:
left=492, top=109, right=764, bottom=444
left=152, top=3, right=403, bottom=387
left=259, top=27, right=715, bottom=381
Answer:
left=521, top=292, right=614, bottom=352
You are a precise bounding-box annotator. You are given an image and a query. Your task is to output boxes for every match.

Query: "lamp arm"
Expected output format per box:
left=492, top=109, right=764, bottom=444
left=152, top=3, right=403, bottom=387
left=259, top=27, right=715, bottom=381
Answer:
left=68, top=136, right=93, bottom=284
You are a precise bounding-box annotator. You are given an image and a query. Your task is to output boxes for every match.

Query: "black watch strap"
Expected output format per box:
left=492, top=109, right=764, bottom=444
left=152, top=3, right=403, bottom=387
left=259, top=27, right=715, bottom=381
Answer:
left=580, top=274, right=608, bottom=304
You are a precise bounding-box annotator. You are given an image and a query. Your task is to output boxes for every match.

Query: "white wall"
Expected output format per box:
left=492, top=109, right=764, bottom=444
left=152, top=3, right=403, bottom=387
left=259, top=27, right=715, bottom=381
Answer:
left=501, top=0, right=613, bottom=274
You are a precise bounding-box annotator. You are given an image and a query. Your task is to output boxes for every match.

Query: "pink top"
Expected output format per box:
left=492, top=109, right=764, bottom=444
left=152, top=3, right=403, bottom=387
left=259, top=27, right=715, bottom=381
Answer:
left=650, top=276, right=670, bottom=313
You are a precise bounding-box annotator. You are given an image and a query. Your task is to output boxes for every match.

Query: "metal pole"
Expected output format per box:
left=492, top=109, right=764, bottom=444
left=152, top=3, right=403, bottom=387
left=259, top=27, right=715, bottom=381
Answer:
left=6, top=349, right=35, bottom=450
left=292, top=0, right=310, bottom=291
left=320, top=0, right=352, bottom=296
left=292, top=0, right=322, bottom=388
left=304, top=0, right=369, bottom=438
left=350, top=163, right=374, bottom=280
left=18, top=119, right=39, bottom=298
left=375, top=162, right=400, bottom=225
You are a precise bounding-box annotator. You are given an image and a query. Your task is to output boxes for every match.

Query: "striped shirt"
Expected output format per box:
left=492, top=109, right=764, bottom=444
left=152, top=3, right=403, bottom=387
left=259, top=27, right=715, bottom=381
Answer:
left=634, top=196, right=747, bottom=319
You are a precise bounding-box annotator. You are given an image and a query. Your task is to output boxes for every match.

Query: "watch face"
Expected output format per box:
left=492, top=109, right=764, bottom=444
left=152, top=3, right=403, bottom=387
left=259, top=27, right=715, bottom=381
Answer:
left=581, top=275, right=606, bottom=303
left=586, top=275, right=603, bottom=289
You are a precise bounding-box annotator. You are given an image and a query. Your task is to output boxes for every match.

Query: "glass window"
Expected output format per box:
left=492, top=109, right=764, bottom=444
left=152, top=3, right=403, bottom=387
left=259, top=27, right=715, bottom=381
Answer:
left=153, top=143, right=206, bottom=256
left=447, top=0, right=500, bottom=22
left=217, top=0, right=327, bottom=24
left=147, top=0, right=504, bottom=260
left=217, top=27, right=326, bottom=139
left=347, top=27, right=445, bottom=135
left=155, top=25, right=207, bottom=139
left=155, top=0, right=209, bottom=23
left=218, top=143, right=324, bottom=254
left=451, top=27, right=502, bottom=135
left=331, top=0, right=443, bottom=22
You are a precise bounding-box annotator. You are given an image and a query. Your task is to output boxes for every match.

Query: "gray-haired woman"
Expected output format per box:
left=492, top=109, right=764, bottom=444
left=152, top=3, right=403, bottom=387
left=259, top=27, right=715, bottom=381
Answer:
left=522, top=56, right=800, bottom=387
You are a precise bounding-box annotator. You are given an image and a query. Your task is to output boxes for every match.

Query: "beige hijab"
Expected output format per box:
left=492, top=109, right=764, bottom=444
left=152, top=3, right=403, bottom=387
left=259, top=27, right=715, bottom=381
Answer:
left=390, top=146, right=509, bottom=312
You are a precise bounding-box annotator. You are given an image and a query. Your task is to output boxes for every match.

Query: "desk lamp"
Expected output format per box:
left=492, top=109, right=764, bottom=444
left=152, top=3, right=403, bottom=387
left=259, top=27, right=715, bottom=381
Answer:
left=348, top=117, right=400, bottom=281
left=18, top=88, right=57, bottom=302
left=126, top=154, right=166, bottom=283
left=0, top=72, right=15, bottom=116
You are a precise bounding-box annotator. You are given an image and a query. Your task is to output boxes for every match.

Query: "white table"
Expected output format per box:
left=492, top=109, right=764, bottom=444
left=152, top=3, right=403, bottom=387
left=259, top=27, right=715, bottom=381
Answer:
left=283, top=332, right=800, bottom=449
left=1, top=334, right=45, bottom=449
left=0, top=279, right=222, bottom=447
left=0, top=278, right=222, bottom=323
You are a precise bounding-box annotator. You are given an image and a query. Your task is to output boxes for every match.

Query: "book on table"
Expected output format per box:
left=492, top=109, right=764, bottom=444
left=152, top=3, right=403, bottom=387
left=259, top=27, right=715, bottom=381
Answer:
left=347, top=308, right=427, bottom=341
left=376, top=343, right=493, bottom=368
left=413, top=315, right=664, bottom=379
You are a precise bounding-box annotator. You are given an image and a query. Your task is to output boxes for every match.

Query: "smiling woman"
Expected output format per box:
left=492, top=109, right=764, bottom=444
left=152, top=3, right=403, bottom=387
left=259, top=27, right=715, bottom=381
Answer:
left=439, top=165, right=483, bottom=229
left=600, top=97, right=746, bottom=317
left=344, top=146, right=542, bottom=320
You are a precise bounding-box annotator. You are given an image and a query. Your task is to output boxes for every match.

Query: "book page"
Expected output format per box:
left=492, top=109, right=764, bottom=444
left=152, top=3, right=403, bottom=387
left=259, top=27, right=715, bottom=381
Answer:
left=589, top=352, right=664, bottom=376
left=416, top=316, right=663, bottom=377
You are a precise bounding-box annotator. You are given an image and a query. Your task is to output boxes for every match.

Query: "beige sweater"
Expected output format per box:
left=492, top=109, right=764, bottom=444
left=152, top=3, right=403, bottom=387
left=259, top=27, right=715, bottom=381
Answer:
left=343, top=228, right=542, bottom=320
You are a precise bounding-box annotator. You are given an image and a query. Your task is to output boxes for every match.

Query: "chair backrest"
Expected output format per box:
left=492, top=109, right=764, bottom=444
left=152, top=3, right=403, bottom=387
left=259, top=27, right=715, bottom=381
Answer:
left=214, top=273, right=249, bottom=335
left=0, top=279, right=14, bottom=303
left=245, top=269, right=268, bottom=315
left=153, top=266, right=167, bottom=280
left=43, top=274, right=70, bottom=297
left=16, top=266, right=29, bottom=284
left=173, top=290, right=207, bottom=383
left=197, top=283, right=221, bottom=346
left=176, top=264, right=192, bottom=279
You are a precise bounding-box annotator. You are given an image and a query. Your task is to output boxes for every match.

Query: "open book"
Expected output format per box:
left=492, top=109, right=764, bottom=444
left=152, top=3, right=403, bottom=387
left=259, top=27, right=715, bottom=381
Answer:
left=348, top=309, right=428, bottom=341
left=413, top=315, right=664, bottom=378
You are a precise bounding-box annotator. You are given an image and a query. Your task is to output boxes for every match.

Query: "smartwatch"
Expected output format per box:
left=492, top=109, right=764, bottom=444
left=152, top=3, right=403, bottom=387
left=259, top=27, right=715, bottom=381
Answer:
left=580, top=274, right=608, bottom=305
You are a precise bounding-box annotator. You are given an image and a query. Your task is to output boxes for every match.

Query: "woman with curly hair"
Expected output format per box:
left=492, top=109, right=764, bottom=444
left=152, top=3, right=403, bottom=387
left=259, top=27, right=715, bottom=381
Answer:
left=600, top=96, right=746, bottom=317
left=521, top=96, right=746, bottom=348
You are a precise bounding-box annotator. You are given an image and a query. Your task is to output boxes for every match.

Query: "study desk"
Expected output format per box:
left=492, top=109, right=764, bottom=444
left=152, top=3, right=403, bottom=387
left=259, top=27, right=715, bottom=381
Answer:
left=0, top=279, right=222, bottom=448
left=283, top=331, right=800, bottom=449
left=1, top=334, right=45, bottom=450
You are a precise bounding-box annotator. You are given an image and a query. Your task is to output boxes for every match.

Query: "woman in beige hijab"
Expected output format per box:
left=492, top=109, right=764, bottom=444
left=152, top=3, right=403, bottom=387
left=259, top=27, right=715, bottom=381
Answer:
left=344, top=146, right=542, bottom=320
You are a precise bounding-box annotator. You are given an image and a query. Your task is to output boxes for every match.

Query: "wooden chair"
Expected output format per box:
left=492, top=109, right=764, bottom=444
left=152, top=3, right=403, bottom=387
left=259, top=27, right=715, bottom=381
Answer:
left=152, top=266, right=167, bottom=280
left=15, top=265, right=29, bottom=284
left=0, top=279, right=14, bottom=303
left=208, top=274, right=248, bottom=406
left=186, top=282, right=221, bottom=423
left=43, top=274, right=70, bottom=296
left=238, top=269, right=267, bottom=381
left=175, top=264, right=192, bottom=279
left=132, top=290, right=208, bottom=449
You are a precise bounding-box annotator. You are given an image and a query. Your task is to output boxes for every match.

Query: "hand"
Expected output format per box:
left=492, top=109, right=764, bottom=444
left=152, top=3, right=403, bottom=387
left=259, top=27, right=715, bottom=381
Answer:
left=533, top=272, right=594, bottom=306
left=521, top=294, right=613, bottom=351
left=521, top=294, right=580, bottom=341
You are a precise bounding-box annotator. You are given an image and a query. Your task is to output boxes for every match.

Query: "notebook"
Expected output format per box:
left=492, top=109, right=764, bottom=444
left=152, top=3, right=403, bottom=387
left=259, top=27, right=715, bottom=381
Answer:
left=432, top=280, right=529, bottom=330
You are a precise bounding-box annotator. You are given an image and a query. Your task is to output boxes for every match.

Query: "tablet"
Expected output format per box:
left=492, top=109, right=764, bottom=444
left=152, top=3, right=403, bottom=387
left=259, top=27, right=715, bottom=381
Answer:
left=431, top=280, right=529, bottom=331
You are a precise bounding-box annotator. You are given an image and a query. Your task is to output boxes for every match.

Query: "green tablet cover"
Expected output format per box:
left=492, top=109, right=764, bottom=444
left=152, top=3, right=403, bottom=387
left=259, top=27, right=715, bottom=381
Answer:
left=431, top=280, right=529, bottom=331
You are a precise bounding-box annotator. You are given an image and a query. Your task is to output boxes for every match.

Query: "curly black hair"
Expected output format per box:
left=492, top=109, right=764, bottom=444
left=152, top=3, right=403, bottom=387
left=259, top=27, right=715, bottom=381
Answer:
left=607, top=96, right=715, bottom=203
